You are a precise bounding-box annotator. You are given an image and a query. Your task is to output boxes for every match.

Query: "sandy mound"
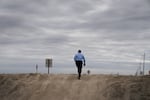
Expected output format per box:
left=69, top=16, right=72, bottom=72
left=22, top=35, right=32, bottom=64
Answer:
left=0, top=74, right=150, bottom=100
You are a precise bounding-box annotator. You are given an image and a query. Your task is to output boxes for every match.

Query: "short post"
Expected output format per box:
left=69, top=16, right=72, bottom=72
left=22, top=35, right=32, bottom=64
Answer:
left=87, top=70, right=90, bottom=75
left=36, top=64, right=38, bottom=73
left=45, top=58, right=52, bottom=74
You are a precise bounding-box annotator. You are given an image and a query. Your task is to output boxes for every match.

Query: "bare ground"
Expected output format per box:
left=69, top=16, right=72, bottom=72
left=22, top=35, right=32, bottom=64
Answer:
left=0, top=74, right=150, bottom=100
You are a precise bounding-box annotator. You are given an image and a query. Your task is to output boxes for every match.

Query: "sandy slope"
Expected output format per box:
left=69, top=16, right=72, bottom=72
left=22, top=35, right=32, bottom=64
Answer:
left=0, top=74, right=150, bottom=100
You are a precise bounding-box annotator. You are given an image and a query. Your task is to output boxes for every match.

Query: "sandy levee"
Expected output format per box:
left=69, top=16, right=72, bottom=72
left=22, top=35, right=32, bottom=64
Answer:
left=0, top=74, right=150, bottom=100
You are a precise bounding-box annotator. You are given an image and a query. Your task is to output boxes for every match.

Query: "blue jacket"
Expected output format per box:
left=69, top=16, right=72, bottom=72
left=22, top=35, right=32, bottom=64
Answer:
left=74, top=53, right=85, bottom=62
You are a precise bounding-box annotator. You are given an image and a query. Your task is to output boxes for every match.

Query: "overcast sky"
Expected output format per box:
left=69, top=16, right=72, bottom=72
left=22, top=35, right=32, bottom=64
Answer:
left=0, top=0, right=150, bottom=74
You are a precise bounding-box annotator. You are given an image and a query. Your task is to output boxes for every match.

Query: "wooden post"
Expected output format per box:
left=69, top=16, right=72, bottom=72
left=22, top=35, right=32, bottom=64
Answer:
left=48, top=67, right=50, bottom=74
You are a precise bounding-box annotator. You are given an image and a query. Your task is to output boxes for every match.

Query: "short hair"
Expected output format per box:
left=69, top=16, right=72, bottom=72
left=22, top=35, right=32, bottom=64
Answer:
left=78, top=50, right=81, bottom=53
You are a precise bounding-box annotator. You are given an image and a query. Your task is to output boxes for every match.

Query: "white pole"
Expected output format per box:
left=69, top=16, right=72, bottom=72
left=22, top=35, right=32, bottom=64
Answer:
left=143, top=53, right=145, bottom=75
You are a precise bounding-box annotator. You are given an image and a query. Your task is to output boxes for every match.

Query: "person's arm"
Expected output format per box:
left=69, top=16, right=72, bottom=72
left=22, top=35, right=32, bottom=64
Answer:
left=83, top=56, right=86, bottom=66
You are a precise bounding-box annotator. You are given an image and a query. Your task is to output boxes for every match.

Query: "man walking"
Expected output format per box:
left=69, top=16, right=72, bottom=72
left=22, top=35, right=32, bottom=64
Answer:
left=74, top=50, right=86, bottom=79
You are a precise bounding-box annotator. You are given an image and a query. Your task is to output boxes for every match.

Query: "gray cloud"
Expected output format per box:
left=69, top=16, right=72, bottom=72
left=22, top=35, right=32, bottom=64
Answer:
left=0, top=0, right=150, bottom=74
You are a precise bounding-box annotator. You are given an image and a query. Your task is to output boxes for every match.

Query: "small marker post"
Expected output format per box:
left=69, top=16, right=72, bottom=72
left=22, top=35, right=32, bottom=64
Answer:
left=36, top=64, right=38, bottom=73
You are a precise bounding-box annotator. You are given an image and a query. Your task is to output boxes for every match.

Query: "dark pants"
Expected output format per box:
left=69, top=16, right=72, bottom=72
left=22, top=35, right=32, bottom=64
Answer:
left=75, top=61, right=83, bottom=79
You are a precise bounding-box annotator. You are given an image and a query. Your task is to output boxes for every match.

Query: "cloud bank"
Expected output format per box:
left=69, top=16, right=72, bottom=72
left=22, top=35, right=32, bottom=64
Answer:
left=0, top=0, right=150, bottom=74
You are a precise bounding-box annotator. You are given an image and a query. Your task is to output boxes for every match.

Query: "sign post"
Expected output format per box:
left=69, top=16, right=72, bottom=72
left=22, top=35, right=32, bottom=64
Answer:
left=45, top=58, right=52, bottom=74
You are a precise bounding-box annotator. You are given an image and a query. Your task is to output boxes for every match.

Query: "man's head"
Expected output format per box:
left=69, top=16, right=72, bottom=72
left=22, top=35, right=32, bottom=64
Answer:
left=78, top=50, right=81, bottom=53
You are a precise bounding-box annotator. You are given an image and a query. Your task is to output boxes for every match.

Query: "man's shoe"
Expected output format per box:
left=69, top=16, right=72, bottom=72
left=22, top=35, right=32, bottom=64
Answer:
left=78, top=76, right=80, bottom=80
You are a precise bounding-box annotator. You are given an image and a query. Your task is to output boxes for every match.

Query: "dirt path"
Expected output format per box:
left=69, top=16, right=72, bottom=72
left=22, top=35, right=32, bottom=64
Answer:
left=0, top=74, right=150, bottom=100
